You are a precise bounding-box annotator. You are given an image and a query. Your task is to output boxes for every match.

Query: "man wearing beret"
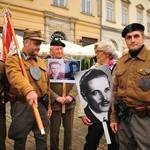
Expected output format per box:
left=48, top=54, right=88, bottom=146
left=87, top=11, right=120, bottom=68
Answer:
left=49, top=40, right=77, bottom=150
left=5, top=29, right=52, bottom=150
left=110, top=23, right=150, bottom=150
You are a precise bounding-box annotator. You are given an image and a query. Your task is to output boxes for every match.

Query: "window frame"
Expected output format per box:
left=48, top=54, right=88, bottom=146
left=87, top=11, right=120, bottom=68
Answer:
left=81, top=0, right=93, bottom=15
left=52, top=0, right=67, bottom=8
left=122, top=6, right=128, bottom=25
left=106, top=0, right=114, bottom=22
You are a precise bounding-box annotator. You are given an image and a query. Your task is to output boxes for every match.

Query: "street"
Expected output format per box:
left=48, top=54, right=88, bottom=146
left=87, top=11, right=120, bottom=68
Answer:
left=5, top=102, right=107, bottom=150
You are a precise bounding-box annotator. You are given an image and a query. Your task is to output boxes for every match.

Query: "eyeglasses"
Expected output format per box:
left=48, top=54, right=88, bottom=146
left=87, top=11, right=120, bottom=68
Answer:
left=95, top=50, right=103, bottom=54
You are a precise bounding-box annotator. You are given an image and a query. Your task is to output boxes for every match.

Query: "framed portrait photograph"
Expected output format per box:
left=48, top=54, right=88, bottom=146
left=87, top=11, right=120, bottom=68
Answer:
left=48, top=59, right=65, bottom=82
left=65, top=60, right=81, bottom=81
left=74, top=65, right=113, bottom=123
left=48, top=59, right=81, bottom=83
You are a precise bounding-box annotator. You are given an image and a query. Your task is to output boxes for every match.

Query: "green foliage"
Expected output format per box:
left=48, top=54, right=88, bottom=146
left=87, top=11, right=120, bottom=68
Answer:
left=81, top=58, right=90, bottom=70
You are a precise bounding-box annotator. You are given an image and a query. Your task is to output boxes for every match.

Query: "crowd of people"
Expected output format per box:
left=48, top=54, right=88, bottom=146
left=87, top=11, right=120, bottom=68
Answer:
left=1, top=22, right=150, bottom=150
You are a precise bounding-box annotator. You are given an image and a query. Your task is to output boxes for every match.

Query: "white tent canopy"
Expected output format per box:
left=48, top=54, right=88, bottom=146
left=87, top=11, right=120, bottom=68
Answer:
left=83, top=44, right=95, bottom=56
left=62, top=40, right=94, bottom=56
left=0, top=34, right=95, bottom=57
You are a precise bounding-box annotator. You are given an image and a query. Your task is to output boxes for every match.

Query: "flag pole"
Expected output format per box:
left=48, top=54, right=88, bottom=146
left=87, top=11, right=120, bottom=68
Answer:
left=5, top=9, right=45, bottom=135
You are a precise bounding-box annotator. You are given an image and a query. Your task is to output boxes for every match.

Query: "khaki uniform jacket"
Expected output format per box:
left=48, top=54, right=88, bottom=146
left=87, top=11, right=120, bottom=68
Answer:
left=5, top=51, right=50, bottom=107
left=111, top=45, right=150, bottom=123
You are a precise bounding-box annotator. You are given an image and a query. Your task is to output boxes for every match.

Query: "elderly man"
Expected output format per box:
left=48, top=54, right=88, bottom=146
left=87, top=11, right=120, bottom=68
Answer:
left=110, top=23, right=150, bottom=150
left=49, top=40, right=77, bottom=150
left=5, top=29, right=52, bottom=150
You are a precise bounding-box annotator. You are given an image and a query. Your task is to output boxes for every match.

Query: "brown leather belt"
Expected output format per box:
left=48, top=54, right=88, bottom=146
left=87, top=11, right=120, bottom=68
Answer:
left=130, top=105, right=150, bottom=117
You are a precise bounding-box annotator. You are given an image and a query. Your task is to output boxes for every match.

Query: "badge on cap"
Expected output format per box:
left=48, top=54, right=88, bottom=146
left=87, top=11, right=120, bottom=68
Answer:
left=29, top=66, right=41, bottom=80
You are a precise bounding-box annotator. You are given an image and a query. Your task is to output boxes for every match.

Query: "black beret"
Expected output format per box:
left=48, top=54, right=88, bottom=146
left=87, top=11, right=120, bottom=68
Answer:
left=50, top=40, right=65, bottom=47
left=122, top=23, right=145, bottom=38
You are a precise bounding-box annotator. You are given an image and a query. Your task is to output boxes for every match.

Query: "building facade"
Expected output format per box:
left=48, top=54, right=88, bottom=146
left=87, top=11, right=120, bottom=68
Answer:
left=100, top=0, right=150, bottom=51
left=0, top=0, right=150, bottom=53
left=0, top=0, right=100, bottom=46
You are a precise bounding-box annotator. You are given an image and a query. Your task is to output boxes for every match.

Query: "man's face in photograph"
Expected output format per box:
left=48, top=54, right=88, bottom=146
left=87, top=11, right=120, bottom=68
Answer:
left=86, top=76, right=111, bottom=113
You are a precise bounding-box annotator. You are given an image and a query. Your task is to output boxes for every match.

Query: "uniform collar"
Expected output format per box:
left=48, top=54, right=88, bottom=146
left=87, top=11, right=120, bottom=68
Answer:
left=123, top=45, right=146, bottom=63
left=21, top=49, right=37, bottom=61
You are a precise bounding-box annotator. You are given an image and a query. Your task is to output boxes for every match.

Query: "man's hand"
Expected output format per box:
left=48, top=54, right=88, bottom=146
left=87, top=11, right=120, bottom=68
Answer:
left=26, top=90, right=38, bottom=107
left=65, top=95, right=73, bottom=104
left=47, top=108, right=52, bottom=118
left=81, top=116, right=93, bottom=126
left=56, top=96, right=66, bottom=104
left=110, top=122, right=118, bottom=133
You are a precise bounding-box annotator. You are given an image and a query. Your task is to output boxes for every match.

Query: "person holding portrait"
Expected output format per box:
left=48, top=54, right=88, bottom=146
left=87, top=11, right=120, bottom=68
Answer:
left=78, top=40, right=119, bottom=150
left=49, top=40, right=77, bottom=150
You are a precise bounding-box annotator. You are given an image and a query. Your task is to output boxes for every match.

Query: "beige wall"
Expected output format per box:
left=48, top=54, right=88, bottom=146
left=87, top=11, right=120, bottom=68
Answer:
left=0, top=0, right=101, bottom=45
left=75, top=21, right=100, bottom=41
left=102, top=0, right=150, bottom=35
left=0, top=2, right=44, bottom=33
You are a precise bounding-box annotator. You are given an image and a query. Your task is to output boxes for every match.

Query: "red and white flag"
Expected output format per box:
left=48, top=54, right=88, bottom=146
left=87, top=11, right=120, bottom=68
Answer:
left=2, top=9, right=15, bottom=62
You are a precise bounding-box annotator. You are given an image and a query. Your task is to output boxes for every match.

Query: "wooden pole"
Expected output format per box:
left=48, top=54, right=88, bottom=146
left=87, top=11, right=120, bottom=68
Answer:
left=62, top=82, right=66, bottom=114
left=6, top=10, right=45, bottom=135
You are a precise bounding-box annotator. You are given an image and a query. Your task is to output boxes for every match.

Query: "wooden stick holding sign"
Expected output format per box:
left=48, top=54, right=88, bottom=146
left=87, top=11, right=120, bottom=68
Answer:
left=102, top=121, right=111, bottom=144
left=62, top=83, right=66, bottom=113
left=6, top=9, right=45, bottom=135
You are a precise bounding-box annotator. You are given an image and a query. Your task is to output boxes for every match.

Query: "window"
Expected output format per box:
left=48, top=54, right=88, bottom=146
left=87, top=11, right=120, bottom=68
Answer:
left=137, top=12, right=143, bottom=24
left=136, top=4, right=144, bottom=24
left=81, top=0, right=93, bottom=15
left=52, top=0, right=66, bottom=7
left=50, top=31, right=65, bottom=41
left=121, top=1, right=130, bottom=25
left=122, top=6, right=128, bottom=25
left=147, top=16, right=150, bottom=32
left=106, top=1, right=114, bottom=21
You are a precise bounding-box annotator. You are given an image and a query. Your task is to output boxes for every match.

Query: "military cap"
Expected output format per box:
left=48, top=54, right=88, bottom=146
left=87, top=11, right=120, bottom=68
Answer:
left=50, top=40, right=65, bottom=47
left=23, top=28, right=45, bottom=42
left=122, top=23, right=145, bottom=38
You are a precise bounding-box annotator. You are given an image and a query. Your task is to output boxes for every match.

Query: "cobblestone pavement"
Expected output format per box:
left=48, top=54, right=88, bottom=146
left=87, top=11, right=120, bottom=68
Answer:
left=6, top=102, right=107, bottom=150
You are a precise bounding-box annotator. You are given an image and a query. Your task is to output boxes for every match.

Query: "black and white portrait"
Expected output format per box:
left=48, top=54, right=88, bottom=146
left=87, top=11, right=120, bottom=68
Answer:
left=48, top=59, right=81, bottom=83
left=65, top=60, right=81, bottom=80
left=74, top=65, right=112, bottom=122
left=48, top=59, right=65, bottom=82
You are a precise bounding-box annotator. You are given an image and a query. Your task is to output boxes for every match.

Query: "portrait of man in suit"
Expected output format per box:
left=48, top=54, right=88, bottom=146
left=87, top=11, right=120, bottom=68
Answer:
left=75, top=65, right=112, bottom=122
left=48, top=59, right=65, bottom=80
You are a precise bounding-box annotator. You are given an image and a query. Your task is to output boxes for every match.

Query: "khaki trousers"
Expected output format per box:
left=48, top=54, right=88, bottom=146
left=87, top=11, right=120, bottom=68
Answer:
left=117, top=114, right=150, bottom=150
left=50, top=108, right=74, bottom=150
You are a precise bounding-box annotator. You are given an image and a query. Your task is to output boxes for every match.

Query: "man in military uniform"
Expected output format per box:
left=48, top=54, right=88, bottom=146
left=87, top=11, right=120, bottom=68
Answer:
left=110, top=23, right=150, bottom=150
left=49, top=40, right=77, bottom=150
left=5, top=29, right=52, bottom=150
left=0, top=60, right=7, bottom=150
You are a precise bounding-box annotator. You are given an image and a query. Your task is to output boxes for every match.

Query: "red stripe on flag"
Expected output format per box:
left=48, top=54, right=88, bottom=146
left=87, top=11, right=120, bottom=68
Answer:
left=2, top=9, right=14, bottom=62
left=5, top=17, right=13, bottom=54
